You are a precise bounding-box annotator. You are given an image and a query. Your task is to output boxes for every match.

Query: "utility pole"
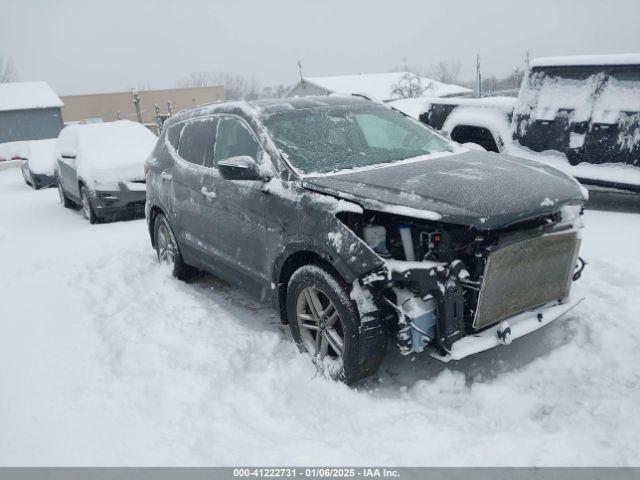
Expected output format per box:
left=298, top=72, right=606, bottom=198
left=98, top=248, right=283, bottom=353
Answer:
left=132, top=88, right=142, bottom=123
left=297, top=58, right=303, bottom=82
left=475, top=54, right=482, bottom=98
left=525, top=50, right=531, bottom=67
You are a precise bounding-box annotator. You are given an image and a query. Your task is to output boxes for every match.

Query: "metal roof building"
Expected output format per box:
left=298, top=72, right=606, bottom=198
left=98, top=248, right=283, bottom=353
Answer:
left=286, top=72, right=472, bottom=101
left=0, top=81, right=64, bottom=144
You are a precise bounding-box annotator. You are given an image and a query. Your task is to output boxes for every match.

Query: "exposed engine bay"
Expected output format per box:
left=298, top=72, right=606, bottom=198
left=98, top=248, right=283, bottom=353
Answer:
left=339, top=205, right=586, bottom=359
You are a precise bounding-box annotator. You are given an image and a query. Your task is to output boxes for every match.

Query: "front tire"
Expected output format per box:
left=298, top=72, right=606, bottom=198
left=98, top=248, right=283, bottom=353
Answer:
left=153, top=213, right=197, bottom=281
left=286, top=264, right=385, bottom=385
left=80, top=186, right=98, bottom=224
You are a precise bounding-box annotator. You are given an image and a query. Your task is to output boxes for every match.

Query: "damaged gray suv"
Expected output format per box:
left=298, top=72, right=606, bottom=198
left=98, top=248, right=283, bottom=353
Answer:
left=145, top=96, right=587, bottom=384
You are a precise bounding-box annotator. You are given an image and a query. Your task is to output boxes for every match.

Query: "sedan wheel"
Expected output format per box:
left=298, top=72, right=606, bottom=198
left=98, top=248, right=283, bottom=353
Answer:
left=80, top=186, right=98, bottom=224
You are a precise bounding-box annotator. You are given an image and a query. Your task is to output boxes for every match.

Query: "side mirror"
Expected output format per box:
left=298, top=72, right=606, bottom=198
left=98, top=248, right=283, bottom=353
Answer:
left=218, top=156, right=265, bottom=181
left=60, top=148, right=77, bottom=160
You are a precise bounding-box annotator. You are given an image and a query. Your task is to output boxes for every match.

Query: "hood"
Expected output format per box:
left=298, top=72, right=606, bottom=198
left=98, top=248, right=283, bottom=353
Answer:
left=302, top=150, right=584, bottom=229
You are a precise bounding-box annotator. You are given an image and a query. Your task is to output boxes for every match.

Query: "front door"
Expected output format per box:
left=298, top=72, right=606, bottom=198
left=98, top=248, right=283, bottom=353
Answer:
left=198, top=115, right=269, bottom=297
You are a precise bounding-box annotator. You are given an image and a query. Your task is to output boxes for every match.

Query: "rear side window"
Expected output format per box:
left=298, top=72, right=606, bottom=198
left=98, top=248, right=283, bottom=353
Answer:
left=177, top=117, right=218, bottom=167
left=166, top=123, right=182, bottom=151
left=213, top=117, right=260, bottom=165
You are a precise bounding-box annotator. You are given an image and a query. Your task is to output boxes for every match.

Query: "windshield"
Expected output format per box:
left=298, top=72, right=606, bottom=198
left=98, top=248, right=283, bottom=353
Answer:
left=261, top=103, right=453, bottom=175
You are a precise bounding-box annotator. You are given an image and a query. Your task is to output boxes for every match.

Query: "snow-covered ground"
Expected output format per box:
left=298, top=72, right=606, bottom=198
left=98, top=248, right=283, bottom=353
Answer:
left=1, top=164, right=639, bottom=466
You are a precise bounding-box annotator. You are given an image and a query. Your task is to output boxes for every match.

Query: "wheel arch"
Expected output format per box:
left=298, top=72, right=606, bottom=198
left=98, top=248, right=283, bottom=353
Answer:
left=441, top=106, right=512, bottom=152
left=147, top=204, right=166, bottom=248
left=274, top=248, right=350, bottom=325
left=450, top=124, right=500, bottom=152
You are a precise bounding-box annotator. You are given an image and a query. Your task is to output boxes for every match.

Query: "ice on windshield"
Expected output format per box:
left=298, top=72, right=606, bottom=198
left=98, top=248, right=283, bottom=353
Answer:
left=261, top=104, right=453, bottom=175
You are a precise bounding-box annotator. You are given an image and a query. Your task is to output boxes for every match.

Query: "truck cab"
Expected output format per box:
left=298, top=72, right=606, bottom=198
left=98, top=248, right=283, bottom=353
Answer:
left=420, top=54, right=640, bottom=192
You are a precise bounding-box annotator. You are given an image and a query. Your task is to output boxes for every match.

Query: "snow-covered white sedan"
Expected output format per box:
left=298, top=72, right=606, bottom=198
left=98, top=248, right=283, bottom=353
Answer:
left=54, top=120, right=157, bottom=223
left=18, top=139, right=58, bottom=189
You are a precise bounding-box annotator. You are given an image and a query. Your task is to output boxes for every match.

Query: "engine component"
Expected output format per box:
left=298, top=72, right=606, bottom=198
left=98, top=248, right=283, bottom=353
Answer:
left=398, top=224, right=415, bottom=261
left=395, top=288, right=436, bottom=355
left=363, top=225, right=387, bottom=254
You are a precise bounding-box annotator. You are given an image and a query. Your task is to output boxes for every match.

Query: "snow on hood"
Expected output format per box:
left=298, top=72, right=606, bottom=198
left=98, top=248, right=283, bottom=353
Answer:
left=301, top=150, right=584, bottom=229
left=65, top=121, right=157, bottom=184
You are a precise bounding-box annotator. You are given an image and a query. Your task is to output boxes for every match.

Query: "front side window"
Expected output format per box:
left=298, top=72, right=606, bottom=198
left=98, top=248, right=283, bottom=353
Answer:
left=213, top=117, right=261, bottom=165
left=176, top=117, right=218, bottom=167
left=261, top=104, right=453, bottom=175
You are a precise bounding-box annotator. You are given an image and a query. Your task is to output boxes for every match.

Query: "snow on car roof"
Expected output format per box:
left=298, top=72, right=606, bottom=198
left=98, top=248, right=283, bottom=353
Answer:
left=0, top=81, right=63, bottom=112
left=300, top=72, right=472, bottom=101
left=170, top=95, right=373, bottom=123
left=60, top=120, right=157, bottom=184
left=530, top=53, right=640, bottom=68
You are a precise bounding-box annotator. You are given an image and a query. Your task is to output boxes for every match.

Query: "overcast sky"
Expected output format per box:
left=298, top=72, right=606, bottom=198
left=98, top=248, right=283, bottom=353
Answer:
left=2, top=0, right=639, bottom=95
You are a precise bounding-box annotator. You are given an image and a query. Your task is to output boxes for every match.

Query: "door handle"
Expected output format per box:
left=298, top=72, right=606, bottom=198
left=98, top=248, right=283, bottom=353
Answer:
left=200, top=186, right=217, bottom=200
left=161, top=171, right=173, bottom=181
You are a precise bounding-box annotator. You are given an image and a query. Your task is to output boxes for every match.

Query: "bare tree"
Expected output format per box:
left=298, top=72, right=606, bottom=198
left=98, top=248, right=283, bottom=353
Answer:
left=391, top=71, right=433, bottom=98
left=428, top=60, right=462, bottom=84
left=261, top=84, right=290, bottom=98
left=175, top=71, right=213, bottom=88
left=0, top=55, right=16, bottom=83
left=479, top=67, right=526, bottom=94
left=175, top=71, right=262, bottom=100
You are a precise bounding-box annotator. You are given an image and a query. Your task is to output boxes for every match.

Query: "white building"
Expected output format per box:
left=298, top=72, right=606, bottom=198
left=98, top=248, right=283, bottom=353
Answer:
left=286, top=71, right=472, bottom=102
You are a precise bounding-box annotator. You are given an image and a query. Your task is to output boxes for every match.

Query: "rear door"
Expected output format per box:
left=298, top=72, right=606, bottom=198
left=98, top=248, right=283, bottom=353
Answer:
left=168, top=116, right=219, bottom=265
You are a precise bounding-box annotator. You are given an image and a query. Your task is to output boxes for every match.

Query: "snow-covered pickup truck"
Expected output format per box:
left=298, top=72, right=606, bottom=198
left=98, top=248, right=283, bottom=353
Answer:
left=420, top=54, right=640, bottom=193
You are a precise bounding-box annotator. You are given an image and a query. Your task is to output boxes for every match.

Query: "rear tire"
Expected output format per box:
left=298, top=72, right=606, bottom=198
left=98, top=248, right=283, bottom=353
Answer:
left=58, top=181, right=73, bottom=208
left=286, top=264, right=385, bottom=385
left=80, top=186, right=99, bottom=224
left=153, top=213, right=198, bottom=281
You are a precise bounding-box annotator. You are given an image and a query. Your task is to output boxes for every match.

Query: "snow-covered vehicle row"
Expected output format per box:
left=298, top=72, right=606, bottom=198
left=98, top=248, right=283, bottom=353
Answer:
left=419, top=53, right=640, bottom=192
left=0, top=139, right=57, bottom=189
left=54, top=120, right=157, bottom=223
left=145, top=95, right=587, bottom=384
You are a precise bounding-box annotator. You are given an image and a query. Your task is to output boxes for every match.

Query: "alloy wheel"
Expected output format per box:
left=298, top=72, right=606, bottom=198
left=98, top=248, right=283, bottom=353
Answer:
left=156, top=222, right=176, bottom=265
left=296, top=286, right=345, bottom=362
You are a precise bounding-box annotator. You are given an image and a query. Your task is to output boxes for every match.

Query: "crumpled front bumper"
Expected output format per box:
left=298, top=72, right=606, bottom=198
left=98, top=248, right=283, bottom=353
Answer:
left=431, top=296, right=584, bottom=363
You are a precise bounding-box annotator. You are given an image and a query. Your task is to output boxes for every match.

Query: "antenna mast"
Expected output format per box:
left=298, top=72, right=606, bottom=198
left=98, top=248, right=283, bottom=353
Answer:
left=475, top=54, right=482, bottom=98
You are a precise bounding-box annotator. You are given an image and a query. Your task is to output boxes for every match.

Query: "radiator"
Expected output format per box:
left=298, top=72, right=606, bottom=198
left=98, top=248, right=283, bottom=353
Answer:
left=473, top=231, right=581, bottom=330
